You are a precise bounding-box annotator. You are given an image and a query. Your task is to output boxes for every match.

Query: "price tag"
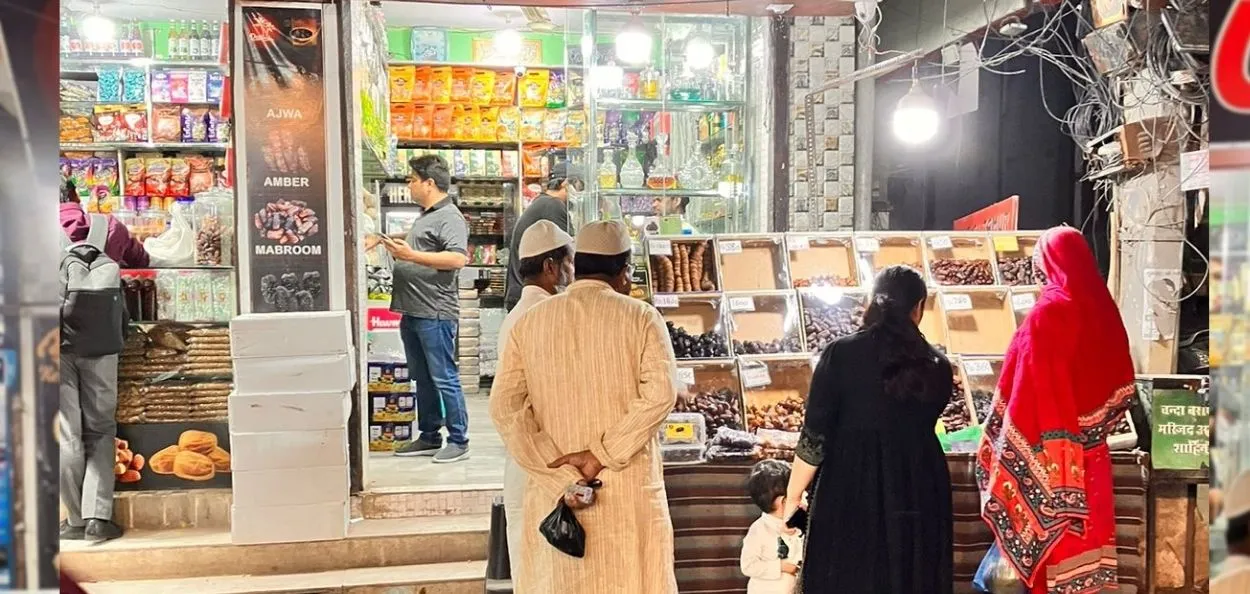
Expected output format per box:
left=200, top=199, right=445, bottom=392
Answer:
left=787, top=236, right=811, bottom=251
left=964, top=359, right=994, bottom=377
left=729, top=296, right=756, bottom=312
left=993, top=235, right=1020, bottom=252
left=741, top=365, right=772, bottom=388
left=855, top=237, right=880, bottom=253
left=929, top=235, right=954, bottom=250
left=675, top=367, right=696, bottom=385
left=942, top=293, right=973, bottom=311
left=664, top=422, right=697, bottom=442
left=648, top=239, right=672, bottom=256
left=1010, top=293, right=1036, bottom=311
left=719, top=240, right=743, bottom=254
left=653, top=294, right=679, bottom=309
left=372, top=396, right=386, bottom=410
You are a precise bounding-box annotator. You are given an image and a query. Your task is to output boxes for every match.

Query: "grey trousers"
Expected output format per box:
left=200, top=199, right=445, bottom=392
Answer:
left=59, top=352, right=118, bottom=524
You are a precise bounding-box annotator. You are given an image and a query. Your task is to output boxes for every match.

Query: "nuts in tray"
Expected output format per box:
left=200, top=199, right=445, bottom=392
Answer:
left=997, top=256, right=1045, bottom=286
left=746, top=397, right=805, bottom=433
left=802, top=294, right=865, bottom=353
left=941, top=365, right=971, bottom=432
left=734, top=337, right=803, bottom=355
left=930, top=259, right=995, bottom=286
left=666, top=322, right=729, bottom=359
left=650, top=240, right=716, bottom=293
left=253, top=199, right=320, bottom=245
left=793, top=274, right=855, bottom=288
left=971, top=389, right=993, bottom=423
left=674, top=388, right=744, bottom=437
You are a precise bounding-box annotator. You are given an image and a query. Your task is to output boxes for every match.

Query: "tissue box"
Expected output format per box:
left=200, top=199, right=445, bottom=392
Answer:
left=230, top=428, right=348, bottom=472
left=230, top=311, right=352, bottom=358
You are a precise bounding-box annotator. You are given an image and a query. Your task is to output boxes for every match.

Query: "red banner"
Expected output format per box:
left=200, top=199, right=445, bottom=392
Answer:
left=953, top=195, right=1019, bottom=231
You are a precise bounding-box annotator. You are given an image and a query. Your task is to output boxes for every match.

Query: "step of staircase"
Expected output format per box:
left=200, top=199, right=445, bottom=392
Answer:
left=61, top=515, right=490, bottom=583
left=80, top=560, right=487, bottom=594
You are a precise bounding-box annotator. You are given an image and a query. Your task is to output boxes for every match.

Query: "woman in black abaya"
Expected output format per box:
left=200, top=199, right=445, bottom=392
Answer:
left=784, top=265, right=954, bottom=593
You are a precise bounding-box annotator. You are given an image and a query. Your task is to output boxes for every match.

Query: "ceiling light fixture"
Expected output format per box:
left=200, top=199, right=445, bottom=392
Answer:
left=493, top=26, right=523, bottom=59
left=892, top=80, right=940, bottom=145
left=684, top=34, right=715, bottom=70
left=615, top=15, right=652, bottom=65
left=80, top=3, right=116, bottom=43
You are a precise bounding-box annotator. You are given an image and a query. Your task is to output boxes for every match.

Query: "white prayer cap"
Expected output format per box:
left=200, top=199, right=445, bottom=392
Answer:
left=575, top=220, right=632, bottom=256
left=1227, top=470, right=1250, bottom=519
left=518, top=220, right=573, bottom=259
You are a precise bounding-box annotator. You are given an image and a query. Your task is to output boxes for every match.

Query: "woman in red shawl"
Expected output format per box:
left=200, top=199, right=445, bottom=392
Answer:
left=976, top=226, right=1137, bottom=594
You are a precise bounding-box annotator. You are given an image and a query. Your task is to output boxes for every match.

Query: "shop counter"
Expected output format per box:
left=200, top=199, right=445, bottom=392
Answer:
left=663, top=452, right=1150, bottom=594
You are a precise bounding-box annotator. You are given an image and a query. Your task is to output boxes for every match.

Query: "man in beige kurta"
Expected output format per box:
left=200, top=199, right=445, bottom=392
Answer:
left=490, top=220, right=679, bottom=594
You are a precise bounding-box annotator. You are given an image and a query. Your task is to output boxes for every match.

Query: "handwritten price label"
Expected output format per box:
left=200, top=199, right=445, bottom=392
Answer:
left=741, top=365, right=772, bottom=388
left=729, top=296, right=756, bottom=312
left=1010, top=293, right=1036, bottom=311
left=942, top=293, right=973, bottom=311
left=653, top=294, right=679, bottom=309
left=929, top=236, right=954, bottom=250
left=964, top=359, right=994, bottom=377
left=855, top=237, right=881, bottom=253
left=675, top=367, right=696, bottom=385
left=719, top=240, right=743, bottom=254
left=648, top=239, right=672, bottom=256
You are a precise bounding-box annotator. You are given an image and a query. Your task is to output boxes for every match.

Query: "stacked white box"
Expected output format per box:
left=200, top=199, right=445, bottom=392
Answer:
left=228, top=311, right=355, bottom=545
left=458, top=296, right=482, bottom=396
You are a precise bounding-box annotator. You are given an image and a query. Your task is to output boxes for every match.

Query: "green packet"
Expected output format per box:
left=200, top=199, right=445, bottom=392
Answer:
left=940, top=425, right=983, bottom=453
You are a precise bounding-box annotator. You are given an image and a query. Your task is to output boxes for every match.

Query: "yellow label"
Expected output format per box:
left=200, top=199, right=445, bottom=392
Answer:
left=993, top=235, right=1020, bottom=252
left=665, top=423, right=695, bottom=441
left=935, top=420, right=947, bottom=436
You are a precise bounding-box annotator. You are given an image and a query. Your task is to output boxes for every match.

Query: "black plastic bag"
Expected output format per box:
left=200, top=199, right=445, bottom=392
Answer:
left=539, top=499, right=586, bottom=558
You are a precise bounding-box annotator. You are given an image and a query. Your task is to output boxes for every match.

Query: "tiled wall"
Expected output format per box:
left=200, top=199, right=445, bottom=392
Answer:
left=787, top=16, right=859, bottom=232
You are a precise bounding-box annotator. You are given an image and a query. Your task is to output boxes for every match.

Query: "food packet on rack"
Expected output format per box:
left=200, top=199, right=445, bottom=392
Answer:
left=182, top=107, right=210, bottom=143
left=187, top=156, right=215, bottom=194
left=168, top=158, right=190, bottom=196
left=520, top=109, right=545, bottom=143
left=429, top=67, right=452, bottom=104
left=389, top=65, right=415, bottom=103
left=145, top=158, right=171, bottom=197
left=546, top=71, right=566, bottom=109
left=152, top=106, right=182, bottom=142
left=708, top=426, right=758, bottom=451
left=96, top=68, right=123, bottom=103
left=519, top=70, right=549, bottom=108
left=92, top=106, right=126, bottom=142
left=121, top=68, right=147, bottom=103
left=496, top=107, right=520, bottom=142
left=122, top=107, right=148, bottom=142
left=412, top=67, right=431, bottom=103
left=492, top=72, right=516, bottom=106
left=90, top=157, right=120, bottom=197
left=470, top=69, right=495, bottom=106
left=123, top=158, right=146, bottom=197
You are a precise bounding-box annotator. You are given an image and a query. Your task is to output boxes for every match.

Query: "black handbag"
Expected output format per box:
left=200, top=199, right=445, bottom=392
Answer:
left=539, top=498, right=587, bottom=558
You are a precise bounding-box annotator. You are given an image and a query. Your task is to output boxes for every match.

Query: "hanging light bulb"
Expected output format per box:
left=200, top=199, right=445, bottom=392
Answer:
left=615, top=17, right=652, bottom=65
left=893, top=81, right=940, bottom=145
left=80, top=4, right=116, bottom=44
left=493, top=27, right=523, bottom=60
left=684, top=35, right=715, bottom=70
left=580, top=34, right=594, bottom=62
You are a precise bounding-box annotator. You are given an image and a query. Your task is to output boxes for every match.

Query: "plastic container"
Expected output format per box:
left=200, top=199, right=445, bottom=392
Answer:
left=924, top=233, right=998, bottom=286
left=940, top=288, right=1016, bottom=355
left=192, top=191, right=234, bottom=267
left=1008, top=287, right=1040, bottom=327
left=646, top=235, right=720, bottom=294
left=799, top=288, right=867, bottom=355
left=655, top=293, right=730, bottom=359
left=659, top=412, right=707, bottom=446
left=786, top=233, right=860, bottom=288
left=960, top=356, right=1004, bottom=425
left=920, top=289, right=949, bottom=352
left=740, top=355, right=814, bottom=436
left=661, top=443, right=707, bottom=465
left=673, top=359, right=744, bottom=439
left=725, top=291, right=804, bottom=355
left=716, top=234, right=791, bottom=291
left=854, top=233, right=926, bottom=284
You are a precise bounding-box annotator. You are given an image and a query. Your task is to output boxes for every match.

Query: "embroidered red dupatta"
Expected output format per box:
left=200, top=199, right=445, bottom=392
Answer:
left=975, top=227, right=1137, bottom=594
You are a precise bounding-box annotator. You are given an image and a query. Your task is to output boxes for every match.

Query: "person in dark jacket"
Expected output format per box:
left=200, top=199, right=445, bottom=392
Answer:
left=504, top=161, right=580, bottom=311
left=59, top=180, right=150, bottom=268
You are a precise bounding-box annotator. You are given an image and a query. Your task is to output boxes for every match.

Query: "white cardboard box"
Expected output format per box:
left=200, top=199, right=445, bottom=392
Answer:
left=232, top=348, right=357, bottom=395
left=230, top=428, right=348, bottom=472
left=228, top=391, right=350, bottom=433
left=230, top=311, right=352, bottom=359
left=232, top=465, right=348, bottom=508
left=231, top=501, right=348, bottom=545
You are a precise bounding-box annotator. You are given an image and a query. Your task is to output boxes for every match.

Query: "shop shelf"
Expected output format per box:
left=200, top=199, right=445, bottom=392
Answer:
left=397, top=140, right=519, bottom=151
left=645, top=235, right=721, bottom=294
left=853, top=232, right=926, bottom=284
left=60, top=57, right=226, bottom=72
left=60, top=142, right=229, bottom=152
left=724, top=290, right=805, bottom=355
left=598, top=188, right=725, bottom=198
left=923, top=232, right=999, bottom=287
left=716, top=234, right=791, bottom=291
left=959, top=356, right=1004, bottom=426
left=786, top=233, right=860, bottom=288
left=939, top=286, right=1017, bottom=356
left=596, top=98, right=746, bottom=113
left=989, top=231, right=1045, bottom=286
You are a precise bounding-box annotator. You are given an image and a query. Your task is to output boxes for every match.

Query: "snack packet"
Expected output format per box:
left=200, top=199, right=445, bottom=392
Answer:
left=450, top=67, right=473, bottom=104
left=150, top=71, right=173, bottom=103
left=124, top=158, right=146, bottom=196
left=492, top=72, right=516, bottom=106
left=412, top=67, right=431, bottom=103
left=496, top=107, right=520, bottom=142
left=187, top=156, right=215, bottom=194
left=182, top=107, right=209, bottom=142
left=431, top=105, right=454, bottom=139
left=543, top=110, right=567, bottom=143
left=412, top=105, right=434, bottom=140
left=470, top=69, right=495, bottom=106
left=152, top=105, right=182, bottom=142
left=168, top=158, right=190, bottom=196
left=546, top=70, right=566, bottom=109
left=519, top=70, right=550, bottom=108
left=390, top=103, right=414, bottom=140
left=121, top=68, right=147, bottom=103
left=429, top=67, right=452, bottom=104
left=478, top=107, right=499, bottom=142
left=520, top=109, right=545, bottom=142
left=145, top=158, right=171, bottom=196
left=390, top=65, right=416, bottom=103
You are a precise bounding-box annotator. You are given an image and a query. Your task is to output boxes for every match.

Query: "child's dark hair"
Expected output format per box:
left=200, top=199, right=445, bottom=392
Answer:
left=747, top=459, right=791, bottom=513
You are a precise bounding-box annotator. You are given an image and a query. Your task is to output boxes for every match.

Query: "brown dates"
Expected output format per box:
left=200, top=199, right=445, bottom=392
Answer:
left=674, top=387, right=744, bottom=436
left=997, top=256, right=1046, bottom=286
left=930, top=258, right=995, bottom=286
left=802, top=295, right=864, bottom=354
left=746, top=397, right=805, bottom=433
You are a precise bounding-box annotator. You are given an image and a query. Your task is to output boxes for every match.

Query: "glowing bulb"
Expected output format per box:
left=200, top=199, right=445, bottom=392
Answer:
left=580, top=34, right=594, bottom=61
left=493, top=28, right=523, bottom=59
left=589, top=64, right=623, bottom=91
left=615, top=21, right=652, bottom=65
left=685, top=36, right=715, bottom=70
left=893, top=83, right=940, bottom=145
left=80, top=12, right=116, bottom=43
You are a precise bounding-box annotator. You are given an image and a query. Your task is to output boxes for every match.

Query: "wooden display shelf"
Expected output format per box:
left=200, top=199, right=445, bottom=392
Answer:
left=938, top=286, right=1017, bottom=356
left=785, top=232, right=861, bottom=289
left=852, top=232, right=926, bottom=285
left=989, top=231, right=1045, bottom=287
left=797, top=287, right=867, bottom=356
left=654, top=293, right=731, bottom=361
left=723, top=290, right=805, bottom=356
left=923, top=231, right=1001, bottom=287
left=715, top=233, right=791, bottom=292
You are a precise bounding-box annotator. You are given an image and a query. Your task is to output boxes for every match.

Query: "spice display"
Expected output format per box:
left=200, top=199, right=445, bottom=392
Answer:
left=253, top=199, right=320, bottom=244
left=649, top=239, right=716, bottom=293
left=674, top=387, right=744, bottom=437
left=930, top=258, right=996, bottom=286
left=746, top=396, right=804, bottom=433
left=733, top=338, right=803, bottom=355
left=666, top=322, right=729, bottom=359
left=801, top=292, right=866, bottom=354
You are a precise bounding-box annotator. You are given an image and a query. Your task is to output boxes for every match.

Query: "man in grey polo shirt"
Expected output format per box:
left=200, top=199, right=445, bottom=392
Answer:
left=379, top=154, right=472, bottom=463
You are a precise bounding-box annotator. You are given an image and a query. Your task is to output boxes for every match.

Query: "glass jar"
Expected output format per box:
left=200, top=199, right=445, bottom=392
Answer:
left=192, top=192, right=234, bottom=267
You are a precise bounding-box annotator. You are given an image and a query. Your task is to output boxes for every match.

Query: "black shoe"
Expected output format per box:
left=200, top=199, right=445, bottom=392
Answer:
left=393, top=438, right=443, bottom=457
left=60, top=521, right=85, bottom=540
left=84, top=519, right=123, bottom=543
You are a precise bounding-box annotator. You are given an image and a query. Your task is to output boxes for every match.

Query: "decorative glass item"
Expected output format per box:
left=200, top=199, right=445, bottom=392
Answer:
left=640, top=66, right=661, bottom=100
left=598, top=148, right=619, bottom=190
left=669, top=71, right=702, bottom=102
left=678, top=140, right=714, bottom=190
left=619, top=133, right=646, bottom=189
left=717, top=144, right=744, bottom=197
left=646, top=133, right=678, bottom=190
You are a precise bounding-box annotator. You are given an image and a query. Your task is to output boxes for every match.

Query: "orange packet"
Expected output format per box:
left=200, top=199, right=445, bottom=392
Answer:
left=492, top=72, right=516, bottom=106
left=478, top=107, right=499, bottom=142
left=413, top=105, right=434, bottom=140
left=470, top=69, right=496, bottom=106
left=450, top=67, right=474, bottom=104
left=431, top=105, right=454, bottom=140
left=390, top=103, right=415, bottom=140
left=412, top=67, right=432, bottom=103
left=497, top=107, right=520, bottom=142
left=456, top=106, right=480, bottom=141
left=389, top=66, right=416, bottom=103
left=429, top=67, right=452, bottom=104
left=519, top=70, right=550, bottom=108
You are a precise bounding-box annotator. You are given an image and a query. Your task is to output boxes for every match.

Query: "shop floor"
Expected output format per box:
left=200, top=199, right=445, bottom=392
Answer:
left=366, top=395, right=507, bottom=492
left=79, top=559, right=486, bottom=594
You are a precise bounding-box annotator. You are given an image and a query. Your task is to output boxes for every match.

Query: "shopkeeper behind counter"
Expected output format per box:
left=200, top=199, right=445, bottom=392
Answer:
left=504, top=161, right=579, bottom=311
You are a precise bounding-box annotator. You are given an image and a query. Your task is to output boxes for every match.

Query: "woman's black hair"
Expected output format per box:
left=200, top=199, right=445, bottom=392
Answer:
left=863, top=265, right=943, bottom=401
left=517, top=245, right=571, bottom=279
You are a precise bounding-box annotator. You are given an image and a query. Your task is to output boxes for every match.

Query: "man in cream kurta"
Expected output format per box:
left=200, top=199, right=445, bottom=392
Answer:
left=494, top=220, right=574, bottom=584
left=1215, top=470, right=1250, bottom=594
left=490, top=220, right=679, bottom=593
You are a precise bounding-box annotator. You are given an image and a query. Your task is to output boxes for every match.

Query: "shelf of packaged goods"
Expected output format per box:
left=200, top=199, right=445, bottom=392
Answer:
left=398, top=140, right=518, bottom=151
left=388, top=60, right=575, bottom=70
left=384, top=176, right=517, bottom=184
left=595, top=98, right=746, bottom=113
left=61, top=57, right=226, bottom=70
left=599, top=188, right=725, bottom=198
left=129, top=319, right=231, bottom=326
left=60, top=142, right=229, bottom=152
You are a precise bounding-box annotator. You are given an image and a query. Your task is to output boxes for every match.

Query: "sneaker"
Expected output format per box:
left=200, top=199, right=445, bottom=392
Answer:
left=60, top=521, right=85, bottom=540
left=432, top=443, right=470, bottom=464
left=84, top=519, right=123, bottom=543
left=394, top=438, right=442, bottom=457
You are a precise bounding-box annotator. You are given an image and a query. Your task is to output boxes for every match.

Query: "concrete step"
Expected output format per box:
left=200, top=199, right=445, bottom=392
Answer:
left=80, top=560, right=487, bottom=594
left=61, top=515, right=490, bottom=583
left=360, top=487, right=503, bottom=519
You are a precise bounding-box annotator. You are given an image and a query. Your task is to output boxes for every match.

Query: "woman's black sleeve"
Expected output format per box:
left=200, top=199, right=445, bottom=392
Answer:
left=796, top=342, right=840, bottom=466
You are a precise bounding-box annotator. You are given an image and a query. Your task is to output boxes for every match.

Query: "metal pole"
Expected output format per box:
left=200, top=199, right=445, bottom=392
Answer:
left=853, top=9, right=876, bottom=231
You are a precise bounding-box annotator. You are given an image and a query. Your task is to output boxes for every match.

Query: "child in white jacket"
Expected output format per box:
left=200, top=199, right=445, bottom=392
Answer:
left=740, top=460, right=803, bottom=594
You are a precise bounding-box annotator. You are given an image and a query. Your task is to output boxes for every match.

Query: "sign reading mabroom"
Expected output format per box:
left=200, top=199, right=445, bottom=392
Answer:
left=239, top=5, right=331, bottom=313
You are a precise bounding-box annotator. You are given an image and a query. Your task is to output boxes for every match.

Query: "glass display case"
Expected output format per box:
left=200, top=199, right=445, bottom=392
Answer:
left=716, top=234, right=790, bottom=291
left=940, top=287, right=1016, bottom=355
left=799, top=288, right=866, bottom=355
left=855, top=233, right=926, bottom=284
left=725, top=290, right=804, bottom=355
left=656, top=292, right=730, bottom=359
left=646, top=235, right=720, bottom=293
left=787, top=233, right=860, bottom=288
left=990, top=232, right=1044, bottom=286
left=740, top=354, right=814, bottom=461
left=672, top=359, right=745, bottom=442
left=924, top=232, right=998, bottom=287
left=579, top=12, right=754, bottom=234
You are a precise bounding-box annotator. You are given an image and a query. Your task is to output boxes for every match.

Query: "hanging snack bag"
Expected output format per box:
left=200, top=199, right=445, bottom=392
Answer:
left=92, top=106, right=126, bottom=142
left=431, top=105, right=455, bottom=140
left=429, top=67, right=453, bottom=104
left=390, top=103, right=415, bottom=140
left=169, top=71, right=190, bottom=103
left=546, top=70, right=567, bottom=109
left=121, top=68, right=147, bottom=103
left=187, top=155, right=215, bottom=194
left=182, top=107, right=210, bottom=142
left=124, top=158, right=146, bottom=196
left=187, top=70, right=209, bottom=103
left=145, top=158, right=172, bottom=196
left=478, top=107, right=499, bottom=142
left=519, top=69, right=550, bottom=108
left=565, top=111, right=587, bottom=146
left=567, top=70, right=585, bottom=109
left=450, top=67, right=474, bottom=104
left=497, top=107, right=521, bottom=142
left=492, top=71, right=516, bottom=106
left=470, top=69, right=495, bottom=106
left=168, top=157, right=191, bottom=196
left=412, top=67, right=432, bottom=103
left=152, top=105, right=181, bottom=142
left=390, top=65, right=416, bottom=103
left=150, top=71, right=173, bottom=103
left=121, top=107, right=149, bottom=142
left=412, top=105, right=434, bottom=140
left=520, top=109, right=546, bottom=143
left=543, top=110, right=567, bottom=143
left=96, top=68, right=123, bottom=103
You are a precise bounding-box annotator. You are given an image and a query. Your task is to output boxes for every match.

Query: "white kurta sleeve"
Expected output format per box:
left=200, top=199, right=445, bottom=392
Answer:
left=489, top=330, right=582, bottom=492
left=740, top=521, right=783, bottom=580
left=589, top=307, right=678, bottom=472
